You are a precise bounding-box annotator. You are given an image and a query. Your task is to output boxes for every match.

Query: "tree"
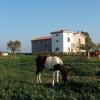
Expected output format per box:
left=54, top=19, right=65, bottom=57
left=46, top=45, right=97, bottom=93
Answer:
left=79, top=31, right=93, bottom=58
left=7, top=40, right=21, bottom=55
left=96, top=43, right=100, bottom=50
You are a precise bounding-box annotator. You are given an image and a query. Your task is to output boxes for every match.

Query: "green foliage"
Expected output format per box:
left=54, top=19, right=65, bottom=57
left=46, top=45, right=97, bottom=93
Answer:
left=81, top=31, right=100, bottom=51
left=79, top=31, right=100, bottom=58
left=80, top=31, right=92, bottom=50
left=7, top=40, right=21, bottom=55
left=0, top=55, right=100, bottom=100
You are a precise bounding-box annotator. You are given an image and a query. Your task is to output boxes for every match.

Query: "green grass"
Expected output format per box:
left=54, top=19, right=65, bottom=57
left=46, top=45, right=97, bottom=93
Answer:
left=0, top=55, right=100, bottom=100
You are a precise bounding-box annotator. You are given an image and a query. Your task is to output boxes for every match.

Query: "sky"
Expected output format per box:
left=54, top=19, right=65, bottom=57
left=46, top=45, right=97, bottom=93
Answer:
left=0, top=0, right=100, bottom=53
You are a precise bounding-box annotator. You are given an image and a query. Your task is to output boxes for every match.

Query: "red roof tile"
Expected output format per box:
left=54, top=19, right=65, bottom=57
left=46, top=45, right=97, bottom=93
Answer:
left=32, top=36, right=52, bottom=41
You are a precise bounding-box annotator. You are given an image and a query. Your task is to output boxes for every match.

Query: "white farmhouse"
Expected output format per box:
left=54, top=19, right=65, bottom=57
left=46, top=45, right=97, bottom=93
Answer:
left=51, top=30, right=86, bottom=53
left=31, top=30, right=86, bottom=53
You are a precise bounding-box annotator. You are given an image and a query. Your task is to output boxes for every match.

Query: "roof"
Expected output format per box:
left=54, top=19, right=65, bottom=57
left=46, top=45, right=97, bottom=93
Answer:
left=50, top=29, right=68, bottom=34
left=73, top=32, right=86, bottom=38
left=32, top=36, right=52, bottom=41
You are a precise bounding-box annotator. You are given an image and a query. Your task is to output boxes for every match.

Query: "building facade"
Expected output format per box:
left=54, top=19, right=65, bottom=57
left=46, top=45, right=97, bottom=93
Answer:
left=31, top=30, right=86, bottom=53
left=51, top=30, right=86, bottom=53
left=31, top=36, right=52, bottom=53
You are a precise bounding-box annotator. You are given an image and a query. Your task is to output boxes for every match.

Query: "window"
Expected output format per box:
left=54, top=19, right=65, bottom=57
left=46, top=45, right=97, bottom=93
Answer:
left=67, top=37, right=70, bottom=42
left=34, top=41, right=38, bottom=45
left=56, top=34, right=58, bottom=36
left=77, top=38, right=81, bottom=44
left=56, top=40, right=59, bottom=42
left=55, top=47, right=60, bottom=51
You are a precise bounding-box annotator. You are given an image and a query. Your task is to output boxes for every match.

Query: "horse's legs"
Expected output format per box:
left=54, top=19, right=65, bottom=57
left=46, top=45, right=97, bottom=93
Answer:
left=36, top=66, right=44, bottom=84
left=38, top=73, right=42, bottom=83
left=36, top=73, right=42, bottom=84
left=36, top=74, right=39, bottom=84
left=36, top=69, right=40, bottom=84
left=56, top=70, right=59, bottom=83
left=52, top=71, right=55, bottom=86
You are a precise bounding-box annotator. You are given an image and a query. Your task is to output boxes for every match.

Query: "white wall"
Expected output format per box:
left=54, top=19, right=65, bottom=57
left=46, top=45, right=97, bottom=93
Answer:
left=52, top=32, right=63, bottom=52
left=51, top=30, right=86, bottom=53
left=63, top=32, right=74, bottom=52
left=2, top=53, right=8, bottom=56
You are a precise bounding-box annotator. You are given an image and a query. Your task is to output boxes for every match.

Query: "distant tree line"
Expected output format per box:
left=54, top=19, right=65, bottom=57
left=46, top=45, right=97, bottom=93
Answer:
left=6, top=32, right=100, bottom=57
left=79, top=31, right=100, bottom=58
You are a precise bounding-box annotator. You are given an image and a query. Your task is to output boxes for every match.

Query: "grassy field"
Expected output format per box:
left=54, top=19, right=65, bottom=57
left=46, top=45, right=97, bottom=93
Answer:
left=0, top=55, right=100, bottom=100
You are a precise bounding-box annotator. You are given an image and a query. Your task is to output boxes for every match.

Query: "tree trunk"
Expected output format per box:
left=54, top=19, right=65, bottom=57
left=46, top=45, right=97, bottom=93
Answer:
left=12, top=50, right=15, bottom=56
left=87, top=50, right=90, bottom=58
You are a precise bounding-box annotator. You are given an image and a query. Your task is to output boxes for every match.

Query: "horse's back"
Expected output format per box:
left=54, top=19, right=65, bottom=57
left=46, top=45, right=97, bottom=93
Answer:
left=53, top=56, right=63, bottom=64
left=44, top=56, right=63, bottom=69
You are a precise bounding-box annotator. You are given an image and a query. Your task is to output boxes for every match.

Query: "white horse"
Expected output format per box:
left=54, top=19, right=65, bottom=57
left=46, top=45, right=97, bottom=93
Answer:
left=36, top=55, right=68, bottom=86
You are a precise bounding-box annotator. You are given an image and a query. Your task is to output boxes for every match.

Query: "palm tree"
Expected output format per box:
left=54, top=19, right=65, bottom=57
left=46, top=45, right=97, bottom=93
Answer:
left=7, top=40, right=21, bottom=55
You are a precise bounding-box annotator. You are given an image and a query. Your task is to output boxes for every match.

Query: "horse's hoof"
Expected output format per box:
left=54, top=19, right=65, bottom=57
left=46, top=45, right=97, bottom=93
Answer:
left=36, top=83, right=39, bottom=85
left=52, top=84, right=55, bottom=87
left=63, top=81, right=68, bottom=85
left=39, top=83, right=42, bottom=85
left=57, top=82, right=60, bottom=84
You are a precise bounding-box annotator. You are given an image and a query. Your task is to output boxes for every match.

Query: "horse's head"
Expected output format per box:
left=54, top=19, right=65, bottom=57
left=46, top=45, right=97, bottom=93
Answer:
left=60, top=64, right=68, bottom=83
